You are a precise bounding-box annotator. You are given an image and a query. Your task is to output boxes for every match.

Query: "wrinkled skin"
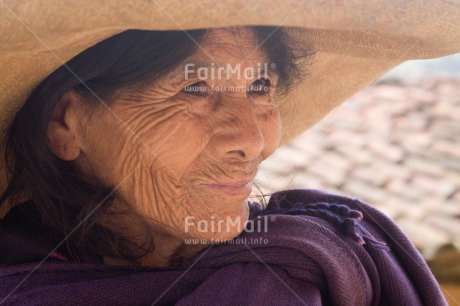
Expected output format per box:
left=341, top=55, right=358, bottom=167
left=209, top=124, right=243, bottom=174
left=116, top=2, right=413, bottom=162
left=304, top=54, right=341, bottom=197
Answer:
left=47, top=28, right=282, bottom=267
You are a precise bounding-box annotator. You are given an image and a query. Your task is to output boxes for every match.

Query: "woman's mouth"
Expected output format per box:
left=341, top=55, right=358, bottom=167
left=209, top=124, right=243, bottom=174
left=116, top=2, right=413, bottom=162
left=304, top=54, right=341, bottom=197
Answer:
left=200, top=181, right=253, bottom=196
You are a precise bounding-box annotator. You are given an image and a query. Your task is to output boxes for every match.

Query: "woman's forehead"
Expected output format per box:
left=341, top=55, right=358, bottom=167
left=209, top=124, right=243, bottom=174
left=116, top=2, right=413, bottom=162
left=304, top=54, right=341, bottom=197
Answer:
left=156, top=27, right=272, bottom=84
left=192, top=27, right=268, bottom=63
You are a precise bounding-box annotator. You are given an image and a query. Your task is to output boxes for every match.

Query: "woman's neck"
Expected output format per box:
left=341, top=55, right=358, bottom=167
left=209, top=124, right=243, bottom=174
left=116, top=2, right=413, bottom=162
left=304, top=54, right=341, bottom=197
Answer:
left=101, top=215, right=209, bottom=267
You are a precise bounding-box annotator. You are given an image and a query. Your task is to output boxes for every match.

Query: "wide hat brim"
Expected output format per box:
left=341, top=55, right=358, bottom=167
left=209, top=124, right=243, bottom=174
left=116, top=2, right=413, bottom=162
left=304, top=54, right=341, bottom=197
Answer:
left=1, top=0, right=460, bottom=201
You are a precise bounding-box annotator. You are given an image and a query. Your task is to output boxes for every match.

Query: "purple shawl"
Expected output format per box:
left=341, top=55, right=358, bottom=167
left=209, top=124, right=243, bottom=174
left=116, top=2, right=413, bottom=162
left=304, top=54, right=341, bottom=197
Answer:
left=0, top=189, right=447, bottom=305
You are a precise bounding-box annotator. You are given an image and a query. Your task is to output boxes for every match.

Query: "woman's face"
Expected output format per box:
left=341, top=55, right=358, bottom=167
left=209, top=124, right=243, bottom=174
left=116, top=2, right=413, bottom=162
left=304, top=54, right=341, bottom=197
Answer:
left=67, top=28, right=281, bottom=243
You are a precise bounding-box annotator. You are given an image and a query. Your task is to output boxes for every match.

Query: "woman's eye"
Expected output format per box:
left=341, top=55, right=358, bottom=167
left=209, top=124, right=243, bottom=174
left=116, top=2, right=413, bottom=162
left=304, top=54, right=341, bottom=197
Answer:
left=181, top=81, right=211, bottom=97
left=249, top=78, right=272, bottom=96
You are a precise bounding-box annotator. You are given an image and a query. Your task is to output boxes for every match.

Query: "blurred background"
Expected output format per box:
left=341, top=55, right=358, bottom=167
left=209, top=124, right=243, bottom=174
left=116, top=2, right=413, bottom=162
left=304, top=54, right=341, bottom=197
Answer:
left=254, top=53, right=460, bottom=304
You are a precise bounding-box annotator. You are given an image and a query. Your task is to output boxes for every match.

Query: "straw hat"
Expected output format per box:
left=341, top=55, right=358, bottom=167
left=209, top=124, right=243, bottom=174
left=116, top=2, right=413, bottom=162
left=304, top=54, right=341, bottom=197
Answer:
left=1, top=0, right=459, bottom=203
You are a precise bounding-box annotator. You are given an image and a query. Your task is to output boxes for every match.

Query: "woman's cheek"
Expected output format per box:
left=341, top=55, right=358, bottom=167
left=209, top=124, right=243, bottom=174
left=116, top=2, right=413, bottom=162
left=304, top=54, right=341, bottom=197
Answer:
left=113, top=102, right=213, bottom=196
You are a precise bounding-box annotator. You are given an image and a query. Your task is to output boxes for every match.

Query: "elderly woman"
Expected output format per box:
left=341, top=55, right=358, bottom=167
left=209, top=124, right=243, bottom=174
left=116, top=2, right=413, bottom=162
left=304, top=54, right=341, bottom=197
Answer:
left=1, top=1, right=459, bottom=305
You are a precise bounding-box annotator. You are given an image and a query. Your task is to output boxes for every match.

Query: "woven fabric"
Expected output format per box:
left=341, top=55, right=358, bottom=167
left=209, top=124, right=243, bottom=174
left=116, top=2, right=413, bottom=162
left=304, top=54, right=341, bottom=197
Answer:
left=0, top=189, right=447, bottom=305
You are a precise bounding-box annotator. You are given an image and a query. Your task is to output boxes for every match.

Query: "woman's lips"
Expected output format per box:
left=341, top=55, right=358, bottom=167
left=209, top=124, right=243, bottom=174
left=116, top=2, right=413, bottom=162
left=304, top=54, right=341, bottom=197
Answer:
left=200, top=181, right=253, bottom=196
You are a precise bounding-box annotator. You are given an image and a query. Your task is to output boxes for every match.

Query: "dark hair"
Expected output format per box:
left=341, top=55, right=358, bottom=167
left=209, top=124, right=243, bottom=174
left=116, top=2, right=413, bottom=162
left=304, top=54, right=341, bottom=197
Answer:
left=0, top=27, right=314, bottom=263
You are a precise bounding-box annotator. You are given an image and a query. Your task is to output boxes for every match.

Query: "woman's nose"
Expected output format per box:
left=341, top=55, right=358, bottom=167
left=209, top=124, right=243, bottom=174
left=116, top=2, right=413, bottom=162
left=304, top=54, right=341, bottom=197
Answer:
left=208, top=96, right=266, bottom=162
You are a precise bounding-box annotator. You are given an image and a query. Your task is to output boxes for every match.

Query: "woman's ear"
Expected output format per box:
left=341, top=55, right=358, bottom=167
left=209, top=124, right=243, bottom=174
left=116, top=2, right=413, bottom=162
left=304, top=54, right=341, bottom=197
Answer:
left=47, top=90, right=83, bottom=161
